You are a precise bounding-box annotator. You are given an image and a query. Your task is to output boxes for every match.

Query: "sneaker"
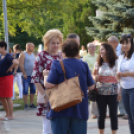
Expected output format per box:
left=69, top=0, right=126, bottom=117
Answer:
left=29, top=103, right=37, bottom=109
left=122, top=115, right=128, bottom=120
left=24, top=104, right=29, bottom=110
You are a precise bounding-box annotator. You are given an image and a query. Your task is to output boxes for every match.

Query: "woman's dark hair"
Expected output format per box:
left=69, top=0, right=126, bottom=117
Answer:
left=97, top=43, right=118, bottom=68
left=13, top=44, right=21, bottom=51
left=0, top=41, right=7, bottom=50
left=120, top=34, right=134, bottom=59
left=62, top=39, right=79, bottom=58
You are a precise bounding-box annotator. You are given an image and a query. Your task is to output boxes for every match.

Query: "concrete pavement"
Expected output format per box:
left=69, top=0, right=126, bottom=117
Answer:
left=0, top=109, right=129, bottom=134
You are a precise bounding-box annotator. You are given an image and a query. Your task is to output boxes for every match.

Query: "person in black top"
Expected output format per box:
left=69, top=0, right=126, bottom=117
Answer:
left=12, top=44, right=23, bottom=100
left=0, top=41, right=18, bottom=121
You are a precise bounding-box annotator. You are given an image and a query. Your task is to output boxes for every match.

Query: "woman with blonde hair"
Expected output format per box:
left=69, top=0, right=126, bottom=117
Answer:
left=31, top=29, right=63, bottom=134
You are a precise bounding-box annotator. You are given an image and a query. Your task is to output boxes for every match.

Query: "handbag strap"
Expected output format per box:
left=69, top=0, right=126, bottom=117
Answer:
left=59, top=60, right=67, bottom=81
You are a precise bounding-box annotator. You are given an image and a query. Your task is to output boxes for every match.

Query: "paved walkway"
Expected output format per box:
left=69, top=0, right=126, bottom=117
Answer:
left=0, top=109, right=129, bottom=134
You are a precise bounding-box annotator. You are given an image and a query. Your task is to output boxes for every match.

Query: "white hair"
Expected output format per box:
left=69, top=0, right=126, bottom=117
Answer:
left=87, top=43, right=95, bottom=48
left=107, top=36, right=119, bottom=43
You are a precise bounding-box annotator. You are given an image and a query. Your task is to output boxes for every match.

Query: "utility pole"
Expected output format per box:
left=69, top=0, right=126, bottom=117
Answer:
left=2, top=0, right=9, bottom=52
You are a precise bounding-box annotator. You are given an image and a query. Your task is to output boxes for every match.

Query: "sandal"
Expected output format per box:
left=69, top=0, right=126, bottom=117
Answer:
left=0, top=117, right=9, bottom=121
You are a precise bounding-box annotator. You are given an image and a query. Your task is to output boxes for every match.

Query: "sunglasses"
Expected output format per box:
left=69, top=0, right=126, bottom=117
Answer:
left=121, top=33, right=132, bottom=37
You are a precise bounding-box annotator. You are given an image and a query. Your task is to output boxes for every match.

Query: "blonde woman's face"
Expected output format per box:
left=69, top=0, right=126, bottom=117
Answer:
left=48, top=38, right=60, bottom=53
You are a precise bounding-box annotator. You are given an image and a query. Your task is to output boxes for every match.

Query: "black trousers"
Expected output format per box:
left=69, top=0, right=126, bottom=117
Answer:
left=96, top=95, right=118, bottom=130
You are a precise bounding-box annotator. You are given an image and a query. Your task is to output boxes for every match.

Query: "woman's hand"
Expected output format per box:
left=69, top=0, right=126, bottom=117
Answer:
left=117, top=72, right=129, bottom=80
left=117, top=94, right=121, bottom=101
left=120, top=72, right=129, bottom=77
left=6, top=67, right=13, bottom=73
left=116, top=72, right=121, bottom=80
left=43, top=69, right=49, bottom=77
left=13, top=71, right=17, bottom=76
left=95, top=75, right=100, bottom=82
left=44, top=96, right=49, bottom=104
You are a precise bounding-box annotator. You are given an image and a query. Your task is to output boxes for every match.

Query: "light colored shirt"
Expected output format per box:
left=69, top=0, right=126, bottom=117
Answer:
left=95, top=61, right=118, bottom=77
left=116, top=43, right=121, bottom=57
left=24, top=52, right=35, bottom=76
left=119, top=53, right=134, bottom=89
left=79, top=50, right=87, bottom=57
left=95, top=60, right=118, bottom=95
left=83, top=53, right=97, bottom=72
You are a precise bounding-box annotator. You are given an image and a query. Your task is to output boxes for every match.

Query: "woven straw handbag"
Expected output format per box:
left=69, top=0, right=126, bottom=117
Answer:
left=45, top=60, right=83, bottom=112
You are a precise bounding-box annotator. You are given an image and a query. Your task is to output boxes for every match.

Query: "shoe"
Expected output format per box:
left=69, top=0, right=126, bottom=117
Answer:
left=24, top=104, right=29, bottom=110
left=118, top=114, right=124, bottom=117
left=122, top=115, right=128, bottom=120
left=92, top=115, right=97, bottom=119
left=29, top=103, right=37, bottom=109
left=0, top=117, right=8, bottom=121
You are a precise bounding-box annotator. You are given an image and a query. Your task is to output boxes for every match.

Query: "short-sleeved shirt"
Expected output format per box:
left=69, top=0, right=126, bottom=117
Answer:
left=0, top=53, right=14, bottom=77
left=83, top=53, right=98, bottom=72
left=79, top=50, right=87, bottom=57
left=116, top=43, right=121, bottom=57
left=31, top=51, right=62, bottom=85
left=14, top=53, right=21, bottom=72
left=46, top=58, right=94, bottom=120
left=119, top=53, right=134, bottom=89
left=31, top=51, right=62, bottom=116
left=95, top=61, right=118, bottom=95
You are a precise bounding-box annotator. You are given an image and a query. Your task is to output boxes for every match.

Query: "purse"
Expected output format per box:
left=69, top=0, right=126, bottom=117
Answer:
left=45, top=60, right=84, bottom=112
left=88, top=84, right=98, bottom=102
left=88, top=65, right=100, bottom=102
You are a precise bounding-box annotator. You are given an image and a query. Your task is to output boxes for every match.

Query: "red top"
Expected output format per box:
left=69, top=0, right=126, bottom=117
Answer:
left=31, top=51, right=62, bottom=116
left=31, top=51, right=62, bottom=85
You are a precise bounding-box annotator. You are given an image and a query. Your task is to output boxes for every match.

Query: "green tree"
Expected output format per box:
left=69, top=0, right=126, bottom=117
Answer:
left=9, top=26, right=42, bottom=50
left=86, top=0, right=134, bottom=41
left=63, top=0, right=97, bottom=47
left=0, top=0, right=95, bottom=48
left=0, top=0, right=87, bottom=37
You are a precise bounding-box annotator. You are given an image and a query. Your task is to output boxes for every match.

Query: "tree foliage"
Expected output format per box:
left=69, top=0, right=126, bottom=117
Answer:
left=63, top=1, right=97, bottom=47
left=0, top=0, right=96, bottom=48
left=86, top=0, right=134, bottom=41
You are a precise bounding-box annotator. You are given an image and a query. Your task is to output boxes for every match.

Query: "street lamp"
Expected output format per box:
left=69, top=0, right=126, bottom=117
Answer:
left=2, top=0, right=9, bottom=52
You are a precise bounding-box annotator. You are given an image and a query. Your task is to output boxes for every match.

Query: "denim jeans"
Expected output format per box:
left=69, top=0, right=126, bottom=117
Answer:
left=121, top=88, right=134, bottom=134
left=22, top=76, right=36, bottom=95
left=51, top=117, right=87, bottom=134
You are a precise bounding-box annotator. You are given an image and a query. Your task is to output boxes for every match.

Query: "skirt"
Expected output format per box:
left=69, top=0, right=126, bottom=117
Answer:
left=0, top=75, right=13, bottom=97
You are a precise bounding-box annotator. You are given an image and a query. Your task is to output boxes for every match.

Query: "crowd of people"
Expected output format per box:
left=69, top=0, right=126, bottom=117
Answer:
left=0, top=29, right=134, bottom=134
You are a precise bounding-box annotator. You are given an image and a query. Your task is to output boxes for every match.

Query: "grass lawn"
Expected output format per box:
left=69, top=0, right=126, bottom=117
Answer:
left=0, top=83, right=37, bottom=111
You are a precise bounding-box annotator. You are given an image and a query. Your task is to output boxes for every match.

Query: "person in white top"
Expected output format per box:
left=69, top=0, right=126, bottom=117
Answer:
left=79, top=45, right=87, bottom=58
left=117, top=34, right=134, bottom=134
left=108, top=36, right=127, bottom=118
